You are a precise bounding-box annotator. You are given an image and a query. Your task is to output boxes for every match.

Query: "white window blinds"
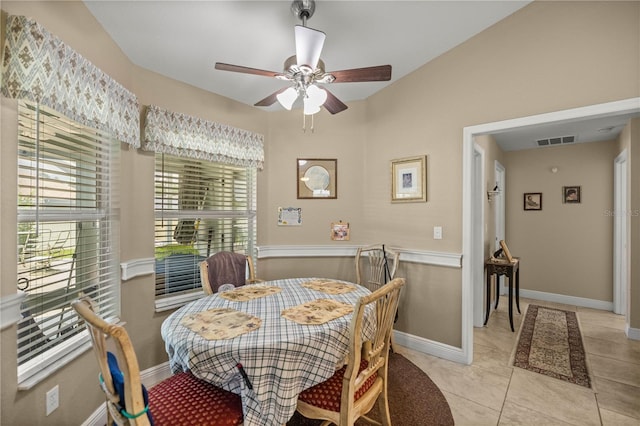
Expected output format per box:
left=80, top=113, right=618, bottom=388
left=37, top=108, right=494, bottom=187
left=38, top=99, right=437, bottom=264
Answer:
left=16, top=101, right=119, bottom=382
left=154, top=154, right=257, bottom=301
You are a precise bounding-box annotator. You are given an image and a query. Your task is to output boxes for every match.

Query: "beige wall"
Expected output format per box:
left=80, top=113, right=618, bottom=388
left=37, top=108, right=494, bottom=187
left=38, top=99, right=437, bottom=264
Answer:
left=505, top=141, right=618, bottom=301
left=1, top=1, right=639, bottom=425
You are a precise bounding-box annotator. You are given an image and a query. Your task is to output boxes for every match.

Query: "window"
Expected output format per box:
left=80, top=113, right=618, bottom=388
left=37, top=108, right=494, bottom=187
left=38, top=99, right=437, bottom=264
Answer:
left=154, top=154, right=256, bottom=308
left=16, top=101, right=119, bottom=385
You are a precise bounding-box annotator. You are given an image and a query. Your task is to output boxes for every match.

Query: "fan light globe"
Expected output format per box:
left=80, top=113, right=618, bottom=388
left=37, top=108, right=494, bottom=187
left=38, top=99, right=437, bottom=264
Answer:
left=303, top=85, right=327, bottom=115
left=276, top=87, right=298, bottom=110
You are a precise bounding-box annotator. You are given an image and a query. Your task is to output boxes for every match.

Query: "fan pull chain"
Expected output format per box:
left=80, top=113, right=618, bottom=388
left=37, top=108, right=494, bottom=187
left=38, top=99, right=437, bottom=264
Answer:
left=302, top=113, right=315, bottom=133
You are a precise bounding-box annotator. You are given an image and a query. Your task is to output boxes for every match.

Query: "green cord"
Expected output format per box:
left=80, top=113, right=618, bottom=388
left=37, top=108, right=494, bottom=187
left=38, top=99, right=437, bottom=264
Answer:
left=120, top=405, right=149, bottom=419
left=98, top=373, right=150, bottom=419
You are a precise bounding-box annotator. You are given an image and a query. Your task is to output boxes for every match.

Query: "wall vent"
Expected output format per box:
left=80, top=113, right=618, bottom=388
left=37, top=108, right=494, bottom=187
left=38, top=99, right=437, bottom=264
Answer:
left=536, top=135, right=576, bottom=147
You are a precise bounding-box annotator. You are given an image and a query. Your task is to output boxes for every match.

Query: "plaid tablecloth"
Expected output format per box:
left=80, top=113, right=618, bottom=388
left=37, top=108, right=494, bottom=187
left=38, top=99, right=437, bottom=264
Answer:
left=161, top=277, right=374, bottom=426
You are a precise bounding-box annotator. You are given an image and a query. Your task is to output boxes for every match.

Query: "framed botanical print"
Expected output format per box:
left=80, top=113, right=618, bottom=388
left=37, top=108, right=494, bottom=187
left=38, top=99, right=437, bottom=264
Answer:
left=391, top=155, right=427, bottom=203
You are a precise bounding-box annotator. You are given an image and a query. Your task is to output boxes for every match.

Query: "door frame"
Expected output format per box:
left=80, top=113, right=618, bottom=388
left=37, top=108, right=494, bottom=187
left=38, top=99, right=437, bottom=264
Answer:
left=461, top=97, right=640, bottom=365
left=614, top=149, right=629, bottom=316
left=494, top=161, right=506, bottom=296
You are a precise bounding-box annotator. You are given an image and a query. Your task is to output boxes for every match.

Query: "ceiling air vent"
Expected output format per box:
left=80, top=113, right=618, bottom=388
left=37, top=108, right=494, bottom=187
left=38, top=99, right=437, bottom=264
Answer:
left=536, top=135, right=576, bottom=147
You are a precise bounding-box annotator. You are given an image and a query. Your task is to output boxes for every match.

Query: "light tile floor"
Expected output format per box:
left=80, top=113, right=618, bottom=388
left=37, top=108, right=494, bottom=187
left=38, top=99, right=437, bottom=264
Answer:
left=396, top=296, right=640, bottom=426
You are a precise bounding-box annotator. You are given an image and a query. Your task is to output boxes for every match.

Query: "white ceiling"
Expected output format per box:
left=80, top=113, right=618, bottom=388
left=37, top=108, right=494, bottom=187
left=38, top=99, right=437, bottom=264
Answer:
left=84, top=0, right=638, bottom=150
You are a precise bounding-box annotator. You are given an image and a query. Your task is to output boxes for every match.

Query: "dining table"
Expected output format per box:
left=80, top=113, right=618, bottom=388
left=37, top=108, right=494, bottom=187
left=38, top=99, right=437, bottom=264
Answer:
left=160, top=277, right=374, bottom=426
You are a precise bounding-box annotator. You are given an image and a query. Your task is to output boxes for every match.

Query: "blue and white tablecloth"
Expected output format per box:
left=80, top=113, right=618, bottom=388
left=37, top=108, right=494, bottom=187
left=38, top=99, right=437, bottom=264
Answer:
left=161, top=277, right=374, bottom=426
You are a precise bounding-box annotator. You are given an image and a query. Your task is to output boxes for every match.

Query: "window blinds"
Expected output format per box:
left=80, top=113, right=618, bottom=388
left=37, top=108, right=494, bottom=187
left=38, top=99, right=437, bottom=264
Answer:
left=154, top=154, right=257, bottom=299
left=16, top=101, right=119, bottom=375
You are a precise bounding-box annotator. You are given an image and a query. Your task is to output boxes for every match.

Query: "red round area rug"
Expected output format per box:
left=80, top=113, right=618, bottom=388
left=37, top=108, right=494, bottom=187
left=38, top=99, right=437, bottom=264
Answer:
left=288, top=352, right=454, bottom=425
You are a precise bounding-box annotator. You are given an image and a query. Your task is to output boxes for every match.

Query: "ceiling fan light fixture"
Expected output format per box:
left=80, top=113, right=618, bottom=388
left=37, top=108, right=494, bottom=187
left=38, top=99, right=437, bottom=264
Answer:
left=303, top=85, right=326, bottom=115
left=303, top=97, right=321, bottom=116
left=276, top=87, right=298, bottom=110
left=295, top=25, right=325, bottom=69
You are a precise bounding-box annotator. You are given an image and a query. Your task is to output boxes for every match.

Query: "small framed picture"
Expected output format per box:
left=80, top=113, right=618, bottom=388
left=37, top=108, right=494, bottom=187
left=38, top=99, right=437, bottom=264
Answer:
left=297, top=159, right=337, bottom=199
left=391, top=155, right=427, bottom=203
left=523, top=192, right=542, bottom=211
left=330, top=222, right=350, bottom=241
left=563, top=186, right=581, bottom=204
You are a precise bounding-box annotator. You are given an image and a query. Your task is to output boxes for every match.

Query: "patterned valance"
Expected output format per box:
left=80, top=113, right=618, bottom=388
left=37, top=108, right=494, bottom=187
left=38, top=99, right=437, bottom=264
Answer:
left=1, top=15, right=140, bottom=147
left=142, top=105, right=264, bottom=169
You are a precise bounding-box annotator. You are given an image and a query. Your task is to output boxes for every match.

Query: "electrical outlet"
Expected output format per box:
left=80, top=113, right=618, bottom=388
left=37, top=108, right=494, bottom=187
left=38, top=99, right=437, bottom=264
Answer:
left=433, top=226, right=443, bottom=240
left=46, top=385, right=59, bottom=416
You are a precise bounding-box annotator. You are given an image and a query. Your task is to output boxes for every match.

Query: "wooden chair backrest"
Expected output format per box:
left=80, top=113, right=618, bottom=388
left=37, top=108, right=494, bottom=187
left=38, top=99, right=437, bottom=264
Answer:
left=355, top=244, right=400, bottom=291
left=341, top=277, right=405, bottom=424
left=200, top=253, right=260, bottom=295
left=72, top=296, right=151, bottom=426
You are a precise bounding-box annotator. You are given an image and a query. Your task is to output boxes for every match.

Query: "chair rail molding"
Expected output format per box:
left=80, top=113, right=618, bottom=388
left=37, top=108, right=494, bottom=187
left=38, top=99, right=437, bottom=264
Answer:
left=1, top=291, right=26, bottom=330
left=120, top=257, right=155, bottom=281
left=257, top=245, right=462, bottom=268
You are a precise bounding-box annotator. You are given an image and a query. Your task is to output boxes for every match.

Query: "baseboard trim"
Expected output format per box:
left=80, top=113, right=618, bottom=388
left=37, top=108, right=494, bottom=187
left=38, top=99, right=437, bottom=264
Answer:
left=393, top=329, right=468, bottom=364
left=626, top=325, right=640, bottom=341
left=500, top=287, right=614, bottom=311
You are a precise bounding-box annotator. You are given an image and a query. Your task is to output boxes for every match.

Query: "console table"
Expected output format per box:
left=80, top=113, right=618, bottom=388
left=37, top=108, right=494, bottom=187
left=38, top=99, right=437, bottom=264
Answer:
left=484, top=257, right=520, bottom=331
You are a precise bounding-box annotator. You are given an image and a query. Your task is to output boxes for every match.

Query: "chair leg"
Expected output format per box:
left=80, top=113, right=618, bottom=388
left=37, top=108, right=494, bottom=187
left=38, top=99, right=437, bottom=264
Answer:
left=377, top=391, right=392, bottom=426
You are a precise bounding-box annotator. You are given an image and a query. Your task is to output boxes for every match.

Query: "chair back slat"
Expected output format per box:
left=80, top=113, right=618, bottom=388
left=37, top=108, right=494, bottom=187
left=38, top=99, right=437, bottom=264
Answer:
left=355, top=244, right=400, bottom=292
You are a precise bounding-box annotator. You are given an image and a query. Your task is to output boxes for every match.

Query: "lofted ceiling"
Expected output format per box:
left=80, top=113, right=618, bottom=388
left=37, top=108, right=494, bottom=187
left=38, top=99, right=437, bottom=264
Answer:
left=84, top=0, right=638, bottom=150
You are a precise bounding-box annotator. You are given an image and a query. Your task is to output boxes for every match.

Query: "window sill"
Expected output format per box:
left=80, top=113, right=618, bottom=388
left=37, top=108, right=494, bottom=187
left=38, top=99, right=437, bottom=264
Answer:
left=18, top=333, right=92, bottom=391
left=155, top=291, right=204, bottom=312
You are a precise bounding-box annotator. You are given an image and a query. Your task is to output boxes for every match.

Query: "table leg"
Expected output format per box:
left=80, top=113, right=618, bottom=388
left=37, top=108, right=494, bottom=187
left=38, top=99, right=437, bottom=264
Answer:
left=494, top=275, right=500, bottom=309
left=516, top=265, right=521, bottom=314
left=508, top=272, right=514, bottom=332
left=484, top=270, right=491, bottom=326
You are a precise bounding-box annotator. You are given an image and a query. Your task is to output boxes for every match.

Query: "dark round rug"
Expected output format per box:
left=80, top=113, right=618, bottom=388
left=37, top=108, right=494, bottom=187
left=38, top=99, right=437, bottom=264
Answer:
left=288, top=352, right=454, bottom=425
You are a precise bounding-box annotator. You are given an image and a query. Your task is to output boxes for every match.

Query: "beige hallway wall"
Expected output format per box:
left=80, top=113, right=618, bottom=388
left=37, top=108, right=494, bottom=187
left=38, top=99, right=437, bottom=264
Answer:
left=505, top=141, right=618, bottom=302
left=362, top=0, right=639, bottom=344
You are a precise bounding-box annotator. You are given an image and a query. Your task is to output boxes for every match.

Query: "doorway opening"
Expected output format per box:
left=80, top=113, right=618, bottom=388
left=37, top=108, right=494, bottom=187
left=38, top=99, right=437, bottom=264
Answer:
left=461, top=97, right=640, bottom=364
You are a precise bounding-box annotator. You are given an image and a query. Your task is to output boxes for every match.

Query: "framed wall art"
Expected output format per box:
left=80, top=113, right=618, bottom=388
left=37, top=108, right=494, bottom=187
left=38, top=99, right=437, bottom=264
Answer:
left=277, top=207, right=302, bottom=226
left=297, top=158, right=337, bottom=199
left=563, top=186, right=581, bottom=204
left=523, top=192, right=542, bottom=211
left=330, top=221, right=350, bottom=241
left=391, top=155, right=427, bottom=203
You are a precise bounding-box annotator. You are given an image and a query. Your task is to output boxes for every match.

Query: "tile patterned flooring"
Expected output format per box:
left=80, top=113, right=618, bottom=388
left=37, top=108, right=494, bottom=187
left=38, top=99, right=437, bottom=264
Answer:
left=396, top=296, right=640, bottom=425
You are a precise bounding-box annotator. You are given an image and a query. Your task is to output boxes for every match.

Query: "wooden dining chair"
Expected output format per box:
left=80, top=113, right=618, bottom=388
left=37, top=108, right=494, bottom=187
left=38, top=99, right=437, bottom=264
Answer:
left=355, top=244, right=400, bottom=292
left=355, top=244, right=402, bottom=352
left=200, top=252, right=262, bottom=295
left=71, top=296, right=243, bottom=426
left=296, top=277, right=406, bottom=426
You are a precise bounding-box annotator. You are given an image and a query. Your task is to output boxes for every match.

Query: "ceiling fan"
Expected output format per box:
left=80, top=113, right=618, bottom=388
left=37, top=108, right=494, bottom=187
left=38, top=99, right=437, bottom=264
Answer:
left=214, top=0, right=392, bottom=116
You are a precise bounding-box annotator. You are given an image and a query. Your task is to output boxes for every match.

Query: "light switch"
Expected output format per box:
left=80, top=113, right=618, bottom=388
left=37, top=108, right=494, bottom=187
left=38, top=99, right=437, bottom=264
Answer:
left=433, top=226, right=443, bottom=240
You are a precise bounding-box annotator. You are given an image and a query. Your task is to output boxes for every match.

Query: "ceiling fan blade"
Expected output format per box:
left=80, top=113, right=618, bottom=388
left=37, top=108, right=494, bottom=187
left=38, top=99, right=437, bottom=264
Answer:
left=295, top=25, right=325, bottom=69
left=215, top=63, right=280, bottom=78
left=323, top=89, right=348, bottom=115
left=254, top=87, right=289, bottom=107
left=329, top=65, right=392, bottom=83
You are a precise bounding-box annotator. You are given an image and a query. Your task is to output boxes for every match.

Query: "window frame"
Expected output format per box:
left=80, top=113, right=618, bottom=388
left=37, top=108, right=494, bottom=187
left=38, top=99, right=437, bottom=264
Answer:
left=15, top=101, right=120, bottom=388
left=153, top=153, right=257, bottom=311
